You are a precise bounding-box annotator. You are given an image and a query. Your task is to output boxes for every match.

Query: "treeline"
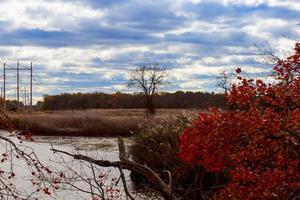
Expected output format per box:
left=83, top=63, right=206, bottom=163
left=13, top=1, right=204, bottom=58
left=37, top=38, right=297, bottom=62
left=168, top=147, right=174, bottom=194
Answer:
left=40, top=91, right=226, bottom=110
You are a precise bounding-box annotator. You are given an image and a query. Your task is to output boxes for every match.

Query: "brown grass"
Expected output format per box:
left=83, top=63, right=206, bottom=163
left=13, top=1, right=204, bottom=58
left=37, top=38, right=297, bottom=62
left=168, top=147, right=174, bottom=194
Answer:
left=9, top=109, right=198, bottom=137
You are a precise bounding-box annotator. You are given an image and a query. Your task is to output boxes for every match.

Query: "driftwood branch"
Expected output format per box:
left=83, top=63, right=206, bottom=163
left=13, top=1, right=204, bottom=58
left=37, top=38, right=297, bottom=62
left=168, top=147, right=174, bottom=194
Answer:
left=51, top=137, right=178, bottom=200
left=118, top=167, right=134, bottom=200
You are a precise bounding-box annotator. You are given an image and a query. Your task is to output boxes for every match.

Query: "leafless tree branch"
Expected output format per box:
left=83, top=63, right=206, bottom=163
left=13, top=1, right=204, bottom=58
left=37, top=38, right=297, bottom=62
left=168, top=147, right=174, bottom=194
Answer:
left=128, top=63, right=168, bottom=117
left=51, top=137, right=178, bottom=200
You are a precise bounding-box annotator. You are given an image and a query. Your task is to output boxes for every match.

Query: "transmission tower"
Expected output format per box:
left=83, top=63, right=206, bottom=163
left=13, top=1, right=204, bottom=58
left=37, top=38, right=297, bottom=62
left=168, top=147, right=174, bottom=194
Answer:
left=3, top=62, right=33, bottom=111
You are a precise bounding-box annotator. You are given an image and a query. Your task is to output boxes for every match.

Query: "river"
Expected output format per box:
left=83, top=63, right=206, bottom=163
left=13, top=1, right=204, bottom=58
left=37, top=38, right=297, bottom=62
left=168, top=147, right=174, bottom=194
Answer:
left=0, top=132, right=157, bottom=200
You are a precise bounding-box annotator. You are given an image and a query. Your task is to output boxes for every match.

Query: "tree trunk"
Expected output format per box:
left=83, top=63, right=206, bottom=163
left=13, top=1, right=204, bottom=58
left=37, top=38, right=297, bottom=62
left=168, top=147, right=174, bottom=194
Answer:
left=146, top=96, right=156, bottom=117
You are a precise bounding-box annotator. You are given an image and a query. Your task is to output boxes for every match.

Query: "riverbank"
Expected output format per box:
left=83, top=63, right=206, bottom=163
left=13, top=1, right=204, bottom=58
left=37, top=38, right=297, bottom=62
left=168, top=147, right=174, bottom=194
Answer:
left=9, top=109, right=197, bottom=137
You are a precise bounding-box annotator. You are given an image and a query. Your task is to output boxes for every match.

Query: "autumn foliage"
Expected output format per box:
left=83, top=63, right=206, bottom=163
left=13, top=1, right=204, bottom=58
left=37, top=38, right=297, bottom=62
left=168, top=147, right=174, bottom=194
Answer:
left=179, top=43, right=300, bottom=199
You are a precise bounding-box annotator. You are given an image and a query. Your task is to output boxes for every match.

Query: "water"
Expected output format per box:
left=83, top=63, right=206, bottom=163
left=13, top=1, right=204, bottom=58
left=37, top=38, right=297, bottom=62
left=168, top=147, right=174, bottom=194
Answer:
left=0, top=132, right=154, bottom=200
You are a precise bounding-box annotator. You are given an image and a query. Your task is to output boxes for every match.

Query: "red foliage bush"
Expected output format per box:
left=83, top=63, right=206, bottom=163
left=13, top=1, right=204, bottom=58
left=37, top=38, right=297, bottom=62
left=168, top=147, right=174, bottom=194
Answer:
left=179, top=43, right=300, bottom=199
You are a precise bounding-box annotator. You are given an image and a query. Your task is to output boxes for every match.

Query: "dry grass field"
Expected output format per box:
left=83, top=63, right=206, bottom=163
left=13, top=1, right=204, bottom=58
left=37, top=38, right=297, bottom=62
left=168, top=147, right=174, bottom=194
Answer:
left=9, top=109, right=198, bottom=137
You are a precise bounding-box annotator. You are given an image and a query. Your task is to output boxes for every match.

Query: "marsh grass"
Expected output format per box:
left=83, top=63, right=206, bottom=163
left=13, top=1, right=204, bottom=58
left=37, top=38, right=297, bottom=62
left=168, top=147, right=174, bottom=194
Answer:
left=9, top=109, right=197, bottom=137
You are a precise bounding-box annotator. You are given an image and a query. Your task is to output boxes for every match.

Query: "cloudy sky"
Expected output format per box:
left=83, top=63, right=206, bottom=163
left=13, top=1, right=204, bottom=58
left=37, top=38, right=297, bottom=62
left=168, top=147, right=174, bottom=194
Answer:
left=0, top=0, right=299, bottom=103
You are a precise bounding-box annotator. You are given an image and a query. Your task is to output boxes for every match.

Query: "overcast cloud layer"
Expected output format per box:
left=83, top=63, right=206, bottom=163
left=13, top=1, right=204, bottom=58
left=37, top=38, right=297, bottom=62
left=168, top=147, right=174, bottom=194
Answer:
left=0, top=0, right=299, bottom=102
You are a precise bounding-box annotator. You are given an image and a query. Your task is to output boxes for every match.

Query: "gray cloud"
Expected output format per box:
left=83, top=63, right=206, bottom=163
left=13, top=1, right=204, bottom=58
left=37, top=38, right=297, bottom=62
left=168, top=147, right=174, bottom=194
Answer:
left=0, top=0, right=298, bottom=102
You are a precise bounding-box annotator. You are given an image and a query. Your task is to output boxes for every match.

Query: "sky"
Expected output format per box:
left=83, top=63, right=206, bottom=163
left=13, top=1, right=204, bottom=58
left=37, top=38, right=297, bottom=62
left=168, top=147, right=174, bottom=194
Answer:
left=0, top=0, right=299, bottom=103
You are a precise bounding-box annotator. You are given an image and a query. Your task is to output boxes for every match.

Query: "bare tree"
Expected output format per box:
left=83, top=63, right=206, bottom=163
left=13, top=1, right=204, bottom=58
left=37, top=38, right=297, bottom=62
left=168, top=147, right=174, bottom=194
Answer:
left=216, top=70, right=234, bottom=94
left=128, top=64, right=168, bottom=117
left=256, top=41, right=300, bottom=83
left=255, top=41, right=284, bottom=65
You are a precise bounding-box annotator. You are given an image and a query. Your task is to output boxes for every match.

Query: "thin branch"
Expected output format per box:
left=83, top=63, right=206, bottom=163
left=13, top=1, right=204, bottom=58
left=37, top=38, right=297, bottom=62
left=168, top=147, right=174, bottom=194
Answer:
left=51, top=137, right=178, bottom=200
left=118, top=167, right=134, bottom=200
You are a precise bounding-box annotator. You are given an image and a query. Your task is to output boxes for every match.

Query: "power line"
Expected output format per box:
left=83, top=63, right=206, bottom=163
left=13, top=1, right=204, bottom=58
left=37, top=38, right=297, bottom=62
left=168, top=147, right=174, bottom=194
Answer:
left=3, top=62, right=33, bottom=111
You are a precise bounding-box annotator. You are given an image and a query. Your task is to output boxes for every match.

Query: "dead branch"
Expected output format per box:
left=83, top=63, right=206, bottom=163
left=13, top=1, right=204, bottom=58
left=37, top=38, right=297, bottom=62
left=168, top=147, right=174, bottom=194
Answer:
left=51, top=137, right=178, bottom=200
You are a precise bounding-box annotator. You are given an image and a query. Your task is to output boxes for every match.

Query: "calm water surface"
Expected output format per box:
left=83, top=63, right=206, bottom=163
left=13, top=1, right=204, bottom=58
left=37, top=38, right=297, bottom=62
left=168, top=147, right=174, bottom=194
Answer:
left=0, top=132, right=152, bottom=200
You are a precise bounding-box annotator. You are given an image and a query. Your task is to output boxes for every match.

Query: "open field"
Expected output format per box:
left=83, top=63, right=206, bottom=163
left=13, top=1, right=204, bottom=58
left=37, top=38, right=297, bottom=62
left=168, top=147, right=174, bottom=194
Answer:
left=8, top=109, right=199, bottom=137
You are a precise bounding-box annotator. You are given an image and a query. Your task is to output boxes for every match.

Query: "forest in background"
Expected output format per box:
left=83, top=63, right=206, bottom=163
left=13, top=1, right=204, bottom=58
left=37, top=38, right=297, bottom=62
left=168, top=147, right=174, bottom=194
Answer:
left=39, top=91, right=226, bottom=110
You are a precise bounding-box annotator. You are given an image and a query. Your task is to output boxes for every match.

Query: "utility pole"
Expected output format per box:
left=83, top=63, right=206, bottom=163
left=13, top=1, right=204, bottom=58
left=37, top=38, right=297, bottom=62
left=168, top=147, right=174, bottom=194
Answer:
left=20, top=88, right=28, bottom=108
left=3, top=62, right=33, bottom=110
left=3, top=63, right=5, bottom=111
left=24, top=88, right=27, bottom=107
left=30, top=62, right=33, bottom=108
left=17, top=61, right=19, bottom=111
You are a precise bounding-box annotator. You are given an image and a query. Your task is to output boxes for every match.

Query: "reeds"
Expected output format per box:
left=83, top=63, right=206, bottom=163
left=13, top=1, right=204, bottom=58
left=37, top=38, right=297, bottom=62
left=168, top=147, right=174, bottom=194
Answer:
left=9, top=109, right=196, bottom=137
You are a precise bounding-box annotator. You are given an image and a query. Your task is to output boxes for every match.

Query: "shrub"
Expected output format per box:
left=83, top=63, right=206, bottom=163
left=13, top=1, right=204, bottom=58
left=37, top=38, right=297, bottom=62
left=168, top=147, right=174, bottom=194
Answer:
left=131, top=115, right=192, bottom=171
left=130, top=114, right=203, bottom=194
left=179, top=43, right=300, bottom=199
